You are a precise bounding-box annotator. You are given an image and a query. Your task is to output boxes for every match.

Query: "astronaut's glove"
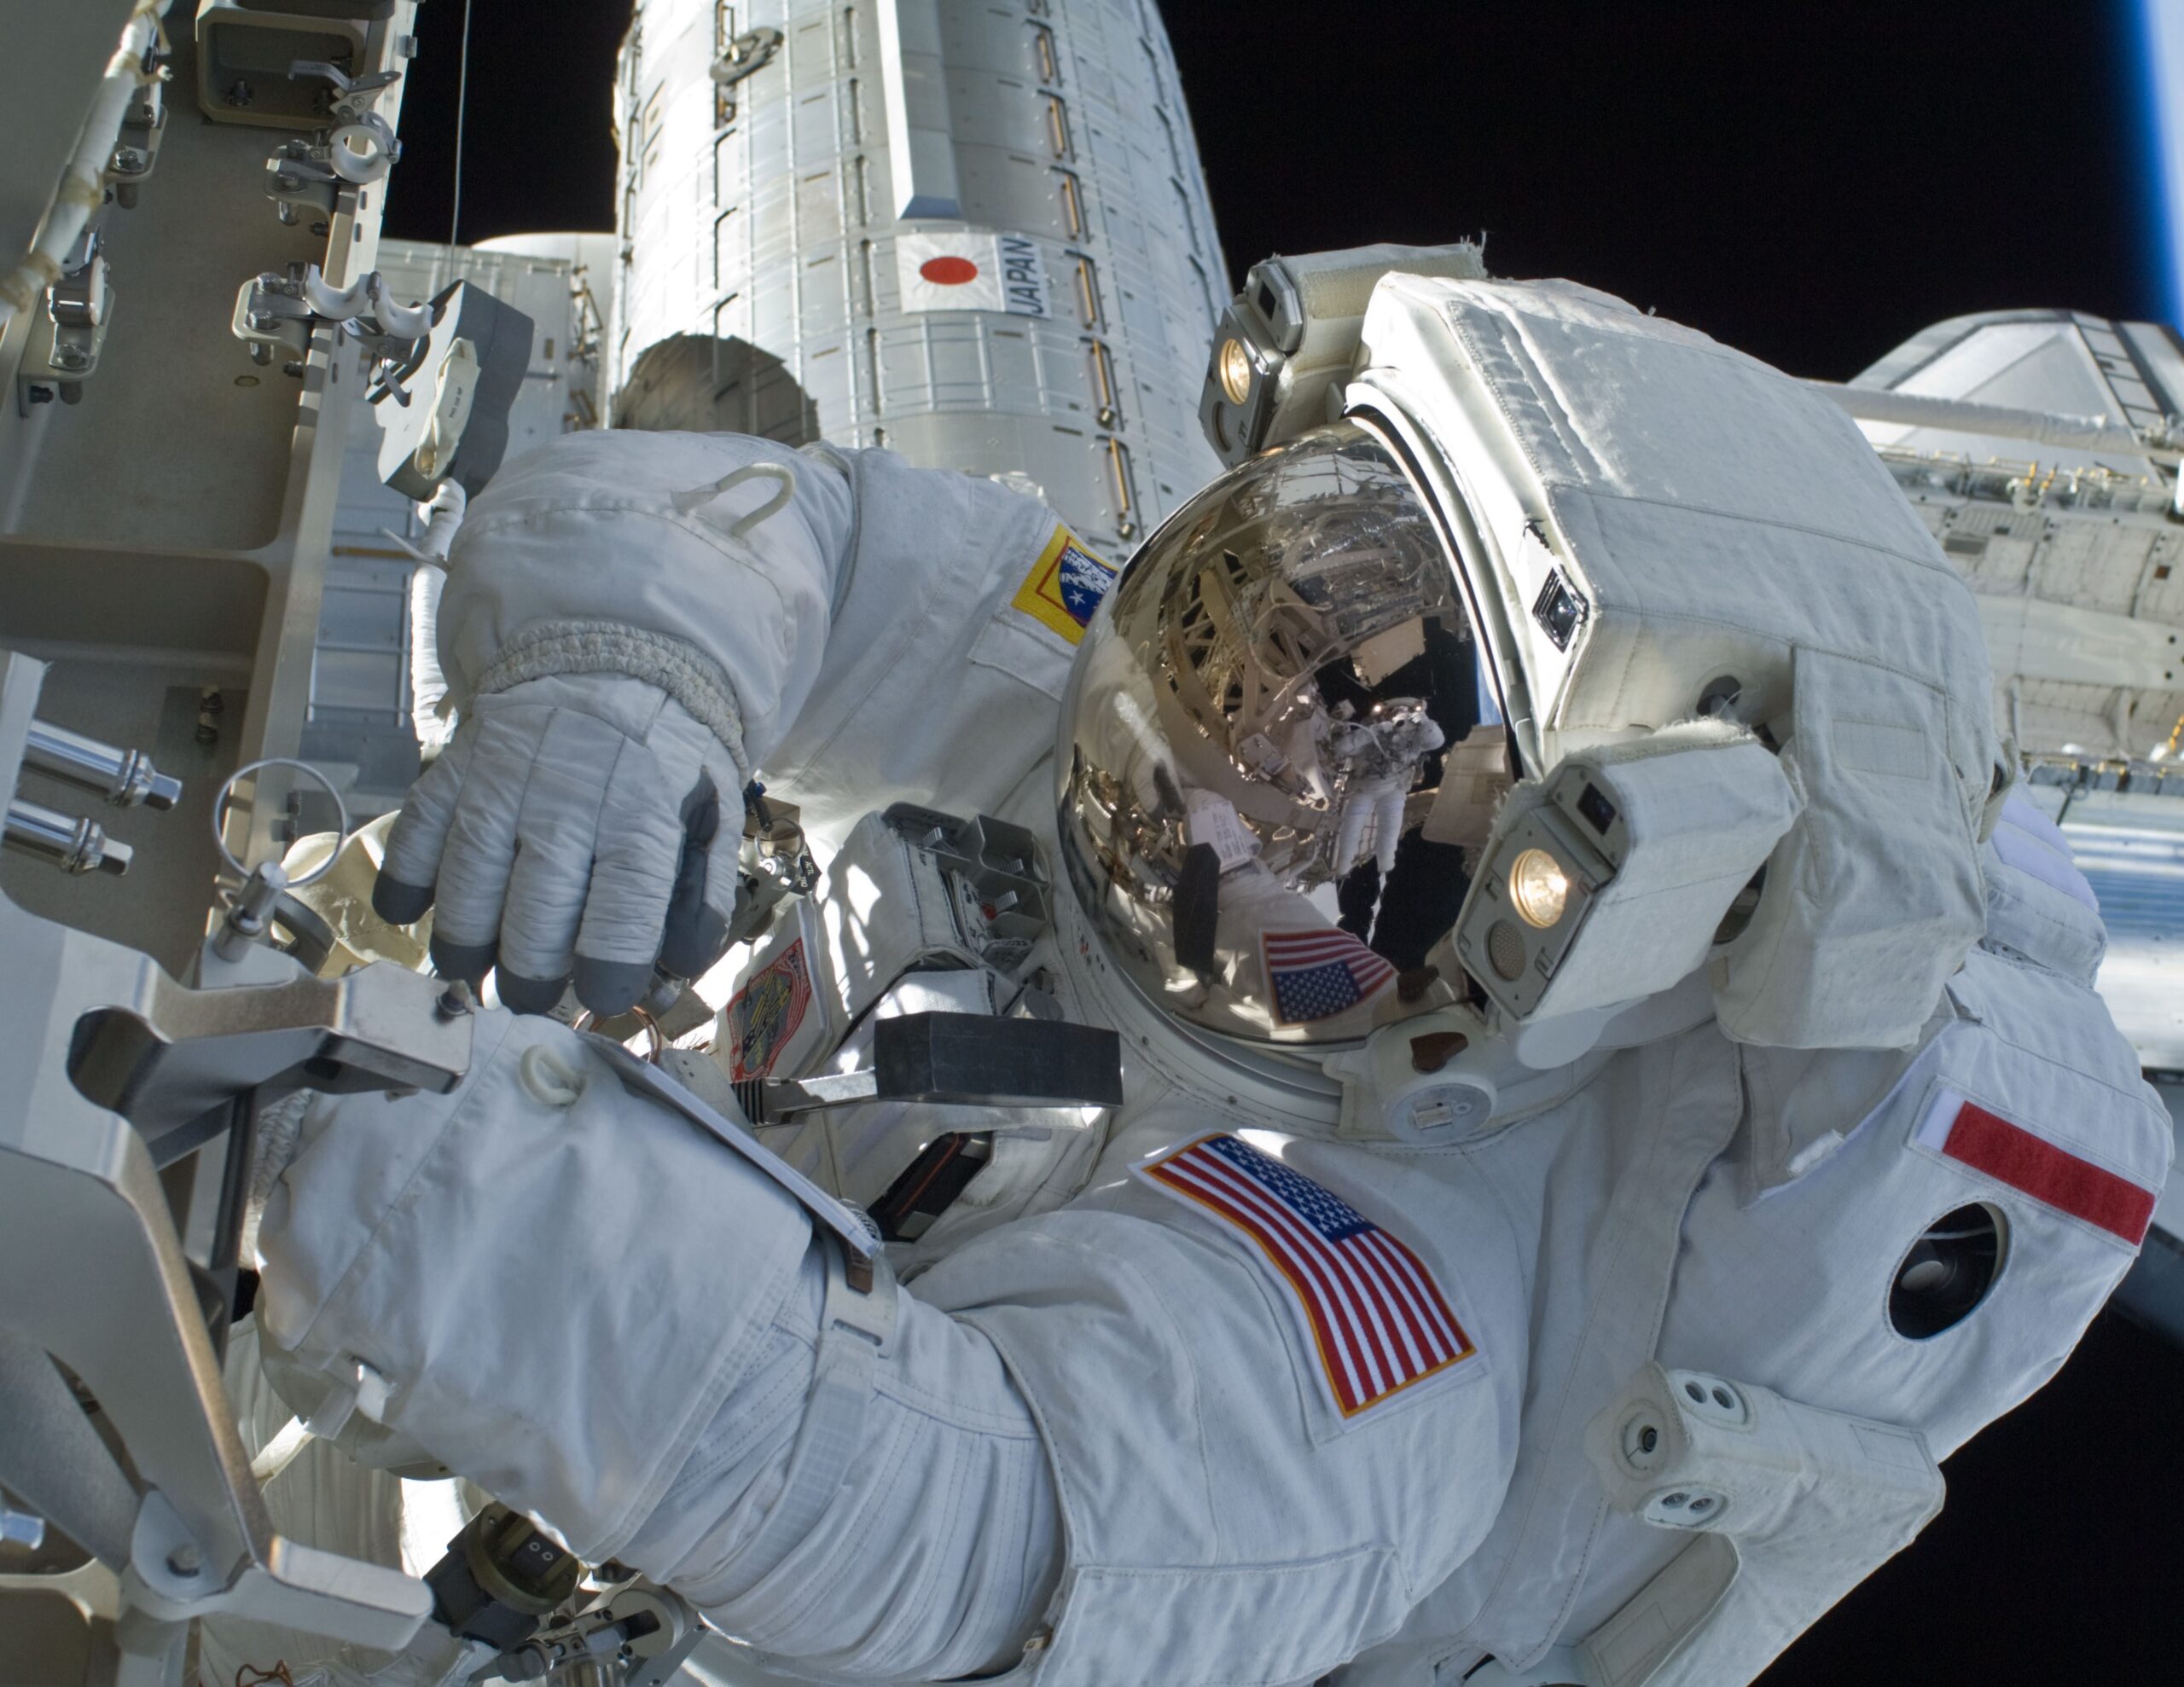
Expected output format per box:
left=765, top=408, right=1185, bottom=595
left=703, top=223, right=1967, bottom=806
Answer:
left=372, top=672, right=744, bottom=1015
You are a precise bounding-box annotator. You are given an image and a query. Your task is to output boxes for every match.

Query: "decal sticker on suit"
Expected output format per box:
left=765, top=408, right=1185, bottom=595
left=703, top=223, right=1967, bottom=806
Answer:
left=725, top=938, right=814, bottom=1082
left=1911, top=1085, right=2158, bottom=1246
left=1136, top=1132, right=1474, bottom=1417
left=1011, top=525, right=1116, bottom=646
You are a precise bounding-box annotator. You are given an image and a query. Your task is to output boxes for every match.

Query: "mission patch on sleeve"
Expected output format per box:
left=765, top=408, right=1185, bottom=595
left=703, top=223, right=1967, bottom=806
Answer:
left=1011, top=525, right=1117, bottom=646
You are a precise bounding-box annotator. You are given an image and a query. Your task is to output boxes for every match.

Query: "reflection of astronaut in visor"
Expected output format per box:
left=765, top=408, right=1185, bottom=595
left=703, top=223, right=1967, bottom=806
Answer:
left=1055, top=420, right=1484, bottom=1045
left=1327, top=699, right=1445, bottom=878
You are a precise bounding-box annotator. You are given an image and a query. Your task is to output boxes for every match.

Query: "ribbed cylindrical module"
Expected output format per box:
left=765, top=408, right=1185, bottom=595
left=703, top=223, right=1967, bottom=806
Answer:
left=611, top=0, right=1225, bottom=554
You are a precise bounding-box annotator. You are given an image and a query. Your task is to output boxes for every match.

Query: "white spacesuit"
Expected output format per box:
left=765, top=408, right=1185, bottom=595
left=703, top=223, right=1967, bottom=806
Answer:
left=245, top=276, right=2171, bottom=1687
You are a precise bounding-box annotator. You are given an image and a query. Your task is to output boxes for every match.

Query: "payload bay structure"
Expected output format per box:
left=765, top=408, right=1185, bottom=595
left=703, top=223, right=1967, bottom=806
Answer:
left=0, top=1, right=2180, bottom=1680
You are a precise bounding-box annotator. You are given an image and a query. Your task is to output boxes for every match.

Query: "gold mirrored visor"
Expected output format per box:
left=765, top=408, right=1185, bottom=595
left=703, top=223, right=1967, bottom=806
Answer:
left=1055, top=421, right=1490, bottom=1045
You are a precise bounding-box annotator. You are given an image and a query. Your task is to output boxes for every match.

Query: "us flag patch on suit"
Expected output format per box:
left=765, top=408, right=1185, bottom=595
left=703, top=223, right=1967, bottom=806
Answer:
left=1136, top=1133, right=1474, bottom=1417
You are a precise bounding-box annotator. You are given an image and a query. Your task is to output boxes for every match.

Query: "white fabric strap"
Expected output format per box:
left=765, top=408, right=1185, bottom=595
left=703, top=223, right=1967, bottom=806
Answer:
left=797, top=441, right=868, bottom=616
left=671, top=461, right=799, bottom=537
left=730, top=1242, right=899, bottom=1584
left=467, top=618, right=750, bottom=783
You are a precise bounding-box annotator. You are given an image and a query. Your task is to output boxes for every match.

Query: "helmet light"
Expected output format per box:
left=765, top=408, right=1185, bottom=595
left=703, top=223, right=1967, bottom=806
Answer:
left=1217, top=336, right=1253, bottom=406
left=1507, top=848, right=1570, bottom=929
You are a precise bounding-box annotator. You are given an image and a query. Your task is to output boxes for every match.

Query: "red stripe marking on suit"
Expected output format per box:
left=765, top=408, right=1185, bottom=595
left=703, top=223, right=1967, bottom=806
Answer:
left=1944, top=1100, right=2158, bottom=1245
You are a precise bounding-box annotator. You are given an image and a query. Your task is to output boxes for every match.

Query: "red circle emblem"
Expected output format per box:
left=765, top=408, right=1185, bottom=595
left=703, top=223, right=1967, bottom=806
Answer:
left=919, top=255, right=979, bottom=286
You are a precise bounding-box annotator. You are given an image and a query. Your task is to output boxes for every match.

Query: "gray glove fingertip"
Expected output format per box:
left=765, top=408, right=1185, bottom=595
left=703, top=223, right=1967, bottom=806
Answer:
left=374, top=733, right=474, bottom=925
left=373, top=877, right=436, bottom=925
left=428, top=933, right=497, bottom=985
left=497, top=970, right=572, bottom=1016
left=572, top=956, right=653, bottom=1017
left=657, top=776, right=737, bottom=982
left=572, top=748, right=683, bottom=1012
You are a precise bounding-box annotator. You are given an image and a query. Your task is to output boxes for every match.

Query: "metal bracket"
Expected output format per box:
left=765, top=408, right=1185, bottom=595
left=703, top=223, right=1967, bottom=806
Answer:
left=67, top=954, right=470, bottom=1140
left=17, top=230, right=113, bottom=414
left=0, top=649, right=455, bottom=1661
left=287, top=59, right=403, bottom=122
left=882, top=802, right=1053, bottom=974
left=712, top=27, right=784, bottom=91
left=233, top=262, right=437, bottom=376
left=108, top=72, right=168, bottom=208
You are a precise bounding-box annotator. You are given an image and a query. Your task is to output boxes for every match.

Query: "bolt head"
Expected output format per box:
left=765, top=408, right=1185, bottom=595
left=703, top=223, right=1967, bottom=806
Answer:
left=166, top=1543, right=202, bottom=1577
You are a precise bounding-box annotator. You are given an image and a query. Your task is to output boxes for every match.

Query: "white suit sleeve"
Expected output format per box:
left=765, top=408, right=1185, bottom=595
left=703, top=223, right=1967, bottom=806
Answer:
left=435, top=432, right=857, bottom=784
left=254, top=1015, right=1520, bottom=1684
left=436, top=433, right=1071, bottom=819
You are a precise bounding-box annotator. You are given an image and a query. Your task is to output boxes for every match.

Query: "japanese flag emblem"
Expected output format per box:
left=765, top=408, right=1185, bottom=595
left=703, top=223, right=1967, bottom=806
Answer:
left=897, top=231, right=1050, bottom=317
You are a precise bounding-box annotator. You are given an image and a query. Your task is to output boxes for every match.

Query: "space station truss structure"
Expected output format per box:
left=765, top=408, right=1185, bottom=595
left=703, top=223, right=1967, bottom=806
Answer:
left=1838, top=310, right=2184, bottom=765
left=609, top=0, right=1228, bottom=557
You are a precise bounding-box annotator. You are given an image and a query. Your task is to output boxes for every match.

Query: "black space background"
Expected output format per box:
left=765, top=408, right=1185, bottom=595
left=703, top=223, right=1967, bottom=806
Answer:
left=382, top=3, right=2181, bottom=1679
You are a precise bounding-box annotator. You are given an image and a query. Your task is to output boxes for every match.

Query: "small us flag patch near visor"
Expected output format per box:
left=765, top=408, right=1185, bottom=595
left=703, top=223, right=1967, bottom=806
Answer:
left=1138, top=1133, right=1474, bottom=1416
left=1914, top=1087, right=2158, bottom=1246
left=1263, top=928, right=1396, bottom=1024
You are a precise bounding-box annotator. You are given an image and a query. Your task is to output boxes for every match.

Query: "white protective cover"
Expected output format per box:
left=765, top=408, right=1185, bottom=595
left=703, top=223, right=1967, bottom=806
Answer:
left=1353, top=277, right=2005, bottom=1050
